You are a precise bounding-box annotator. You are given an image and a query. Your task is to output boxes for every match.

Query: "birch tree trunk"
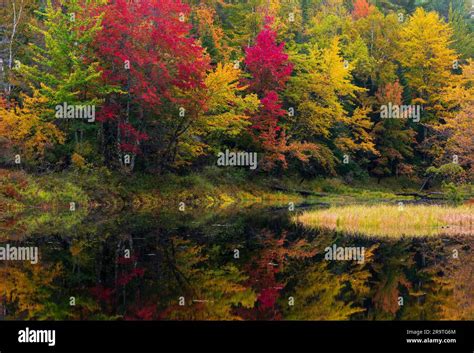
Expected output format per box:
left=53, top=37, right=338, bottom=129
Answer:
left=5, top=0, right=24, bottom=96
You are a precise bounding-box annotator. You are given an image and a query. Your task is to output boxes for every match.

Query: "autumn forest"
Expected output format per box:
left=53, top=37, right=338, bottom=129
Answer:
left=0, top=0, right=473, bottom=325
left=0, top=0, right=472, bottom=180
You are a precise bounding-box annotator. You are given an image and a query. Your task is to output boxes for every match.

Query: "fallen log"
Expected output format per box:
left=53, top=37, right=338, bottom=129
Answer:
left=395, top=192, right=444, bottom=199
left=270, top=185, right=328, bottom=197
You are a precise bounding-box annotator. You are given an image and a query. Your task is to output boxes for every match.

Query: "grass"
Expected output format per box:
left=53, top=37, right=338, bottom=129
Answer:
left=295, top=204, right=474, bottom=238
left=0, top=167, right=305, bottom=213
left=130, top=167, right=304, bottom=210
left=2, top=165, right=471, bottom=213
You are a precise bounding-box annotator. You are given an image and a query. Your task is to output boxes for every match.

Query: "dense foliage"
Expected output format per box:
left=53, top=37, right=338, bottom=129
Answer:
left=0, top=0, right=472, bottom=182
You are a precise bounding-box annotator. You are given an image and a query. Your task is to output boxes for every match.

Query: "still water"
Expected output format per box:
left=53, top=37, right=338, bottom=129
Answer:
left=1, top=203, right=473, bottom=320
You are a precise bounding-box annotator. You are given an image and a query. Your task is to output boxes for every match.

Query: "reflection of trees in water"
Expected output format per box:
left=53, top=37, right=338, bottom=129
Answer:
left=367, top=236, right=474, bottom=320
left=420, top=236, right=474, bottom=320
left=233, top=228, right=380, bottom=321
left=86, top=232, right=257, bottom=320
left=443, top=237, right=474, bottom=319
left=235, top=230, right=318, bottom=320
left=0, top=262, right=62, bottom=319
left=282, top=261, right=368, bottom=320
left=1, top=208, right=473, bottom=320
left=368, top=241, right=414, bottom=319
left=154, top=237, right=257, bottom=320
left=280, top=230, right=376, bottom=320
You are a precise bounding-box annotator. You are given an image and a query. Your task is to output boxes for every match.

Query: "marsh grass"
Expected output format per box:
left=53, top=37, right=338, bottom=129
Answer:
left=296, top=204, right=474, bottom=238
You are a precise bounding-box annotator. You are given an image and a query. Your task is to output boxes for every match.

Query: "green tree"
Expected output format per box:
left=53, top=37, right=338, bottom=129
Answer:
left=17, top=0, right=111, bottom=166
left=448, top=4, right=474, bottom=60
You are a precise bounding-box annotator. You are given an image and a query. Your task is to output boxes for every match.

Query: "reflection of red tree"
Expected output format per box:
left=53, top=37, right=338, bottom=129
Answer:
left=258, top=287, right=280, bottom=311
left=125, top=303, right=157, bottom=320
left=90, top=285, right=114, bottom=304
left=89, top=255, right=146, bottom=317
left=238, top=231, right=317, bottom=320
left=117, top=267, right=145, bottom=286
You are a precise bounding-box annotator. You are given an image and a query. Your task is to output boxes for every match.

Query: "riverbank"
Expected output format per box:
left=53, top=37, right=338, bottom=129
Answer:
left=1, top=166, right=471, bottom=216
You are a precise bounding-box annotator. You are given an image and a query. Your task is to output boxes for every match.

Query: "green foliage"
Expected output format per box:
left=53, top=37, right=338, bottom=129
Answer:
left=448, top=4, right=474, bottom=59
left=442, top=181, right=464, bottom=205
left=20, top=0, right=108, bottom=105
left=15, top=0, right=116, bottom=167
left=426, top=163, right=464, bottom=183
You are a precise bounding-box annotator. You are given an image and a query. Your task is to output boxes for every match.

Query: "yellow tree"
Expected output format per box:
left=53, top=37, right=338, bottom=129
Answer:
left=286, top=37, right=374, bottom=172
left=202, top=63, right=259, bottom=141
left=0, top=262, right=62, bottom=319
left=0, top=90, right=65, bottom=164
left=335, top=106, right=377, bottom=156
left=398, top=8, right=457, bottom=116
left=436, top=60, right=474, bottom=176
left=352, top=10, right=402, bottom=86
left=171, top=63, right=259, bottom=166
left=287, top=38, right=364, bottom=138
left=397, top=8, right=459, bottom=167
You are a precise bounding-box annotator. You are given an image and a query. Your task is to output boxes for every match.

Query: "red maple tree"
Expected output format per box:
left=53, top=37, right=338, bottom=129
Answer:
left=244, top=20, right=293, bottom=96
left=244, top=20, right=293, bottom=169
left=93, top=0, right=209, bottom=168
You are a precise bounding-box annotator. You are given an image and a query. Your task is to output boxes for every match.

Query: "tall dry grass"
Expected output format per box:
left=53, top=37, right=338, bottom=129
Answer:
left=296, top=204, right=474, bottom=238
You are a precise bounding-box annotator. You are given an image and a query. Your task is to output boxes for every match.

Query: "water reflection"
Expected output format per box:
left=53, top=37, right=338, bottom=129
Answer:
left=1, top=205, right=473, bottom=320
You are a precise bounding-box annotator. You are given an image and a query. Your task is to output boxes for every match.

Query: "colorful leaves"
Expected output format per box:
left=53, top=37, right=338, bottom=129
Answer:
left=352, top=0, right=375, bottom=20
left=244, top=24, right=293, bottom=96
left=0, top=91, right=65, bottom=161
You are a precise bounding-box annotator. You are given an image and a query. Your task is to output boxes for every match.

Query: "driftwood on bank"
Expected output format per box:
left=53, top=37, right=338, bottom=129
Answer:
left=395, top=192, right=470, bottom=200
left=272, top=187, right=453, bottom=199
left=395, top=192, right=436, bottom=199
left=270, top=185, right=328, bottom=197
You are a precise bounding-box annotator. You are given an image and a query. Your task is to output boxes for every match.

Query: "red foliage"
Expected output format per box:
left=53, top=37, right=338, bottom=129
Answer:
left=257, top=287, right=281, bottom=311
left=95, top=103, right=119, bottom=123
left=90, top=285, right=114, bottom=304
left=251, top=91, right=285, bottom=133
left=96, top=0, right=208, bottom=105
left=376, top=80, right=403, bottom=105
left=125, top=303, right=157, bottom=320
left=244, top=23, right=293, bottom=96
left=352, top=0, right=375, bottom=20
left=117, top=267, right=146, bottom=286
left=1, top=185, right=21, bottom=200
left=250, top=91, right=288, bottom=169
left=3, top=217, right=20, bottom=229
left=93, top=0, right=209, bottom=155
left=244, top=23, right=293, bottom=169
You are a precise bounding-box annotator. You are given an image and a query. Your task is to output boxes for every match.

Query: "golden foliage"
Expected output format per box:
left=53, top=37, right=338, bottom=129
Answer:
left=0, top=91, right=65, bottom=162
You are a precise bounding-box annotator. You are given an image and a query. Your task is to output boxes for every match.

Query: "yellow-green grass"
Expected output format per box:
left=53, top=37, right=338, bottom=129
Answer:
left=295, top=204, right=474, bottom=238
